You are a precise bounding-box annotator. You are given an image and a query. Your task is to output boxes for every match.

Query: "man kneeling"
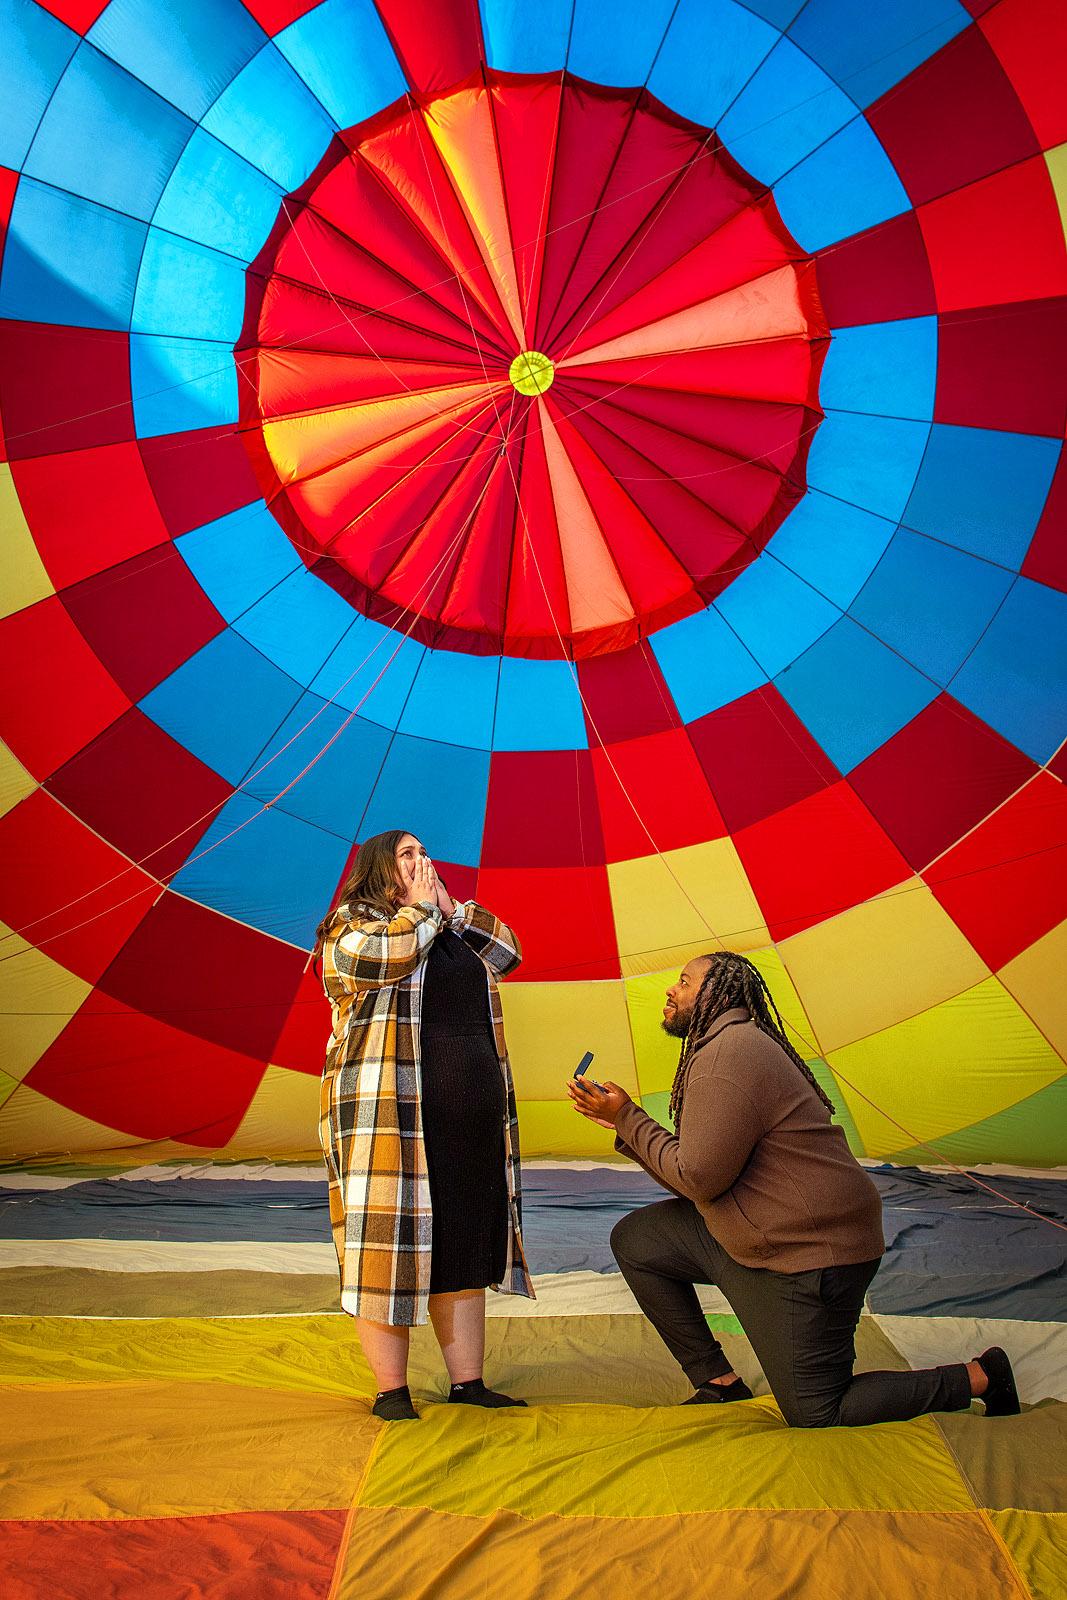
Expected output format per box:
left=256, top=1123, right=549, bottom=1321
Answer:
left=567, top=950, right=1018, bottom=1427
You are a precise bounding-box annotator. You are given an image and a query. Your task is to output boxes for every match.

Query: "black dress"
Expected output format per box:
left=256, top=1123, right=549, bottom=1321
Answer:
left=419, top=927, right=509, bottom=1293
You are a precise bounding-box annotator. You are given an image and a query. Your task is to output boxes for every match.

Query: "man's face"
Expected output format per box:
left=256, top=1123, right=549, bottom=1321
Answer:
left=662, top=957, right=712, bottom=1039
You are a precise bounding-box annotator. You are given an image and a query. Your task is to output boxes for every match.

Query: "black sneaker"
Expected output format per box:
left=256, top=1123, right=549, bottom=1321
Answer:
left=975, top=1347, right=1020, bottom=1417
left=683, top=1377, right=753, bottom=1405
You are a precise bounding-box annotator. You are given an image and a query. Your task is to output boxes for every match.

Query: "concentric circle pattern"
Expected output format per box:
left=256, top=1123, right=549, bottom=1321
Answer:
left=238, top=72, right=827, bottom=658
left=0, top=0, right=1065, bottom=1169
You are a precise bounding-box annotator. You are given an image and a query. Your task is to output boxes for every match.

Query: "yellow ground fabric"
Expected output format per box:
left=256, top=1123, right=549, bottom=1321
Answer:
left=988, top=1511, right=1067, bottom=1600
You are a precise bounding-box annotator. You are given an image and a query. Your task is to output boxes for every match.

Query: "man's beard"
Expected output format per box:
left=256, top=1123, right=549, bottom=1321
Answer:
left=661, top=1007, right=690, bottom=1039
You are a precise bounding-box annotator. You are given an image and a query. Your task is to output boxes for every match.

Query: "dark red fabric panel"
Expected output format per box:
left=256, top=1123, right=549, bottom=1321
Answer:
left=481, top=750, right=604, bottom=868
left=45, top=708, right=233, bottom=881
left=577, top=642, right=682, bottom=745
left=61, top=543, right=224, bottom=701
left=0, top=789, right=160, bottom=983
left=814, top=211, right=936, bottom=328
left=935, top=296, right=1067, bottom=437
left=981, top=0, right=1067, bottom=146
left=591, top=728, right=726, bottom=862
left=850, top=695, right=1037, bottom=872
left=0, top=323, right=133, bottom=459
left=138, top=427, right=260, bottom=538
left=734, top=781, right=911, bottom=941
left=1021, top=444, right=1067, bottom=592
left=0, top=168, right=16, bottom=460
left=271, top=967, right=333, bottom=1074
left=866, top=26, right=1039, bottom=209
left=3, top=1509, right=348, bottom=1600
left=0, top=596, right=130, bottom=779
left=688, top=685, right=839, bottom=834
left=12, top=442, right=171, bottom=589
left=924, top=772, right=1067, bottom=969
left=476, top=864, right=618, bottom=981
left=98, top=892, right=305, bottom=1060
left=373, top=0, right=483, bottom=93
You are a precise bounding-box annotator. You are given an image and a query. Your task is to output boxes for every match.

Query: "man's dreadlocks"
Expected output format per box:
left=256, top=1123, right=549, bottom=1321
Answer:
left=668, top=950, right=835, bottom=1129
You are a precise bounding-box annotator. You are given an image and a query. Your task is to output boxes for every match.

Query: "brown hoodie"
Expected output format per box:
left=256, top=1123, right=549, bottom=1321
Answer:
left=614, top=1007, right=885, bottom=1273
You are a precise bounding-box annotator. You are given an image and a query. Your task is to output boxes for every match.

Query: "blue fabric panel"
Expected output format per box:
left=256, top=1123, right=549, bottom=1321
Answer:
left=767, top=490, right=895, bottom=611
left=851, top=529, right=1013, bottom=687
left=647, top=0, right=778, bottom=129
left=903, top=424, right=1061, bottom=571
left=234, top=568, right=355, bottom=689
left=274, top=0, right=406, bottom=126
left=201, top=42, right=337, bottom=191
left=398, top=650, right=500, bottom=751
left=566, top=0, right=682, bottom=88
left=741, top=0, right=804, bottom=25
left=715, top=551, right=840, bottom=678
left=130, top=334, right=237, bottom=436
left=0, top=179, right=146, bottom=330
left=771, top=114, right=910, bottom=251
left=478, top=0, right=573, bottom=72
left=494, top=657, right=587, bottom=751
left=153, top=129, right=283, bottom=261
left=715, top=38, right=854, bottom=186
left=651, top=603, right=767, bottom=722
left=775, top=615, right=938, bottom=772
left=139, top=629, right=303, bottom=785
left=806, top=411, right=930, bottom=524
left=243, top=690, right=392, bottom=835
left=950, top=578, right=1067, bottom=765
left=175, top=505, right=301, bottom=625
left=360, top=732, right=489, bottom=865
left=132, top=229, right=247, bottom=341
left=170, top=788, right=349, bottom=947
left=87, top=0, right=266, bottom=122
left=788, top=0, right=969, bottom=109
left=0, top=0, right=77, bottom=171
left=311, top=617, right=425, bottom=729
left=24, top=43, right=193, bottom=223
left=819, top=317, right=937, bottom=423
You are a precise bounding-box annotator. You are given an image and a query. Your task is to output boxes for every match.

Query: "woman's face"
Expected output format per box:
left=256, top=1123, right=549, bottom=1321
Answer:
left=394, top=834, right=426, bottom=884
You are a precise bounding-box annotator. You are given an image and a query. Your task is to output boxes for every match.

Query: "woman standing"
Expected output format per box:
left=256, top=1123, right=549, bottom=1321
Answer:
left=317, top=829, right=533, bottom=1420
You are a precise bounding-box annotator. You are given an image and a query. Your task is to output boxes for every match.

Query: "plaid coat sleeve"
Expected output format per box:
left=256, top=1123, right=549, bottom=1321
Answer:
left=448, top=899, right=522, bottom=976
left=329, top=901, right=444, bottom=989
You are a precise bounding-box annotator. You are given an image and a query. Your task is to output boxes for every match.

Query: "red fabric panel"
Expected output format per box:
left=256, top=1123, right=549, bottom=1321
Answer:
left=814, top=211, right=936, bottom=329
left=850, top=695, right=1037, bottom=872
left=97, top=891, right=305, bottom=1060
left=1021, top=445, right=1067, bottom=592
left=32, top=1, right=106, bottom=31
left=0, top=167, right=15, bottom=460
left=240, top=0, right=318, bottom=32
left=0, top=790, right=160, bottom=983
left=0, top=323, right=132, bottom=459
left=981, top=0, right=1067, bottom=147
left=3, top=1510, right=348, bottom=1600
left=45, top=708, right=233, bottom=881
left=374, top=0, right=483, bottom=93
left=734, top=781, right=911, bottom=941
left=924, top=772, right=1067, bottom=969
left=476, top=864, right=618, bottom=982
left=11, top=442, right=171, bottom=589
left=591, top=727, right=726, bottom=862
left=0, top=597, right=129, bottom=778
left=271, top=968, right=332, bottom=1074
left=484, top=78, right=563, bottom=342
left=138, top=427, right=260, bottom=538
left=60, top=544, right=224, bottom=701
left=481, top=750, right=604, bottom=868
left=688, top=685, right=839, bottom=834
left=917, top=157, right=1067, bottom=313
left=26, top=992, right=268, bottom=1145
left=866, top=27, right=1039, bottom=208
left=577, top=643, right=682, bottom=745
left=935, top=296, right=1067, bottom=437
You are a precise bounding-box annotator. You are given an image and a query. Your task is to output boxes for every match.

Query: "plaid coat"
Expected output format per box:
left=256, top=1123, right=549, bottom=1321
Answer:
left=318, top=896, right=534, bottom=1326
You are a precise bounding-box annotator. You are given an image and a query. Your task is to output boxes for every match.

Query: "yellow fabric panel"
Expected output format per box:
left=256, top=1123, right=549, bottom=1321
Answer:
left=337, top=1504, right=1024, bottom=1600
left=0, top=741, right=36, bottom=820
left=1046, top=143, right=1067, bottom=243
left=0, top=920, right=93, bottom=1085
left=224, top=1064, right=319, bottom=1152
left=515, top=1099, right=623, bottom=1159
left=362, top=1401, right=973, bottom=1518
left=0, top=1084, right=140, bottom=1161
left=1, top=1380, right=379, bottom=1519
left=0, top=464, right=53, bottom=620
left=0, top=1070, right=17, bottom=1110
left=501, top=979, right=637, bottom=1099
left=608, top=838, right=769, bottom=978
left=988, top=1510, right=1067, bottom=1600
left=828, top=977, right=1065, bottom=1159
left=999, top=920, right=1067, bottom=1059
left=781, top=878, right=989, bottom=1053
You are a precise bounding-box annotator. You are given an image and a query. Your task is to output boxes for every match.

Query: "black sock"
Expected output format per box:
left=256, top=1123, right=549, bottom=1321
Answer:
left=372, top=1384, right=418, bottom=1421
left=449, top=1378, right=527, bottom=1409
left=683, top=1376, right=753, bottom=1405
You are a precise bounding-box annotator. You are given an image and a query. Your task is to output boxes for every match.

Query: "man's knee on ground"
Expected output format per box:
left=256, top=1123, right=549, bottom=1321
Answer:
left=778, top=1396, right=841, bottom=1429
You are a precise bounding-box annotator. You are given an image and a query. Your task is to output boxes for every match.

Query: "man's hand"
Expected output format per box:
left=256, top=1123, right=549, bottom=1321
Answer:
left=566, top=1076, right=633, bottom=1128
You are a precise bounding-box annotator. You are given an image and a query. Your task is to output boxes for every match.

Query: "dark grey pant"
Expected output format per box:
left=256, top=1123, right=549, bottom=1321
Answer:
left=611, top=1199, right=972, bottom=1427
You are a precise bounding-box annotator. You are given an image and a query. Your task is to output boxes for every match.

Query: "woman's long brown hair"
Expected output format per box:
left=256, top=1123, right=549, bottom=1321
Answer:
left=314, top=828, right=411, bottom=949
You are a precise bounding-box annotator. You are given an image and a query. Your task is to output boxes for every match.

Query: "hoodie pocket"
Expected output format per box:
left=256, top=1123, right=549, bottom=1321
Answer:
left=707, top=1191, right=777, bottom=1260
